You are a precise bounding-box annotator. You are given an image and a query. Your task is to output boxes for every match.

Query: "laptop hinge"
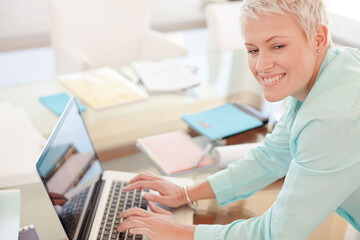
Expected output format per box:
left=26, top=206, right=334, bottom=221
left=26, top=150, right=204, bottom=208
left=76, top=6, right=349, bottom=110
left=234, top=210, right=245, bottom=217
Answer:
left=78, top=177, right=105, bottom=240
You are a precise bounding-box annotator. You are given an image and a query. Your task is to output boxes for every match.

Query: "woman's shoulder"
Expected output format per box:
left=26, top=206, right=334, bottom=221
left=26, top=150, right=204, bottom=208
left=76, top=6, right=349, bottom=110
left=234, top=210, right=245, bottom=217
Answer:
left=301, top=47, right=360, bottom=120
left=338, top=46, right=360, bottom=61
left=299, top=90, right=360, bottom=125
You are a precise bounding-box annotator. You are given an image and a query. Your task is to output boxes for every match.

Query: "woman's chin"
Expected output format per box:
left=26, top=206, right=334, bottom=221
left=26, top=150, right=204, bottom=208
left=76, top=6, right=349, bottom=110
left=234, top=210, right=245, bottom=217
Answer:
left=263, top=93, right=287, bottom=102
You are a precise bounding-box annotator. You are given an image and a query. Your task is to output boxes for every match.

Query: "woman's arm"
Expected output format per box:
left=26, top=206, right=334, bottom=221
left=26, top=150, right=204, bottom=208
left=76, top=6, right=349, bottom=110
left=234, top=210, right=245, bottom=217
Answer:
left=195, top=114, right=360, bottom=239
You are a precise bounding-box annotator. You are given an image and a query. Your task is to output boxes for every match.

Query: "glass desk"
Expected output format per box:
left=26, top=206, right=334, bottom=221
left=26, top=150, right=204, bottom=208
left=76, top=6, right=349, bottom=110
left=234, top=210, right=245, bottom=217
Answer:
left=0, top=50, right=273, bottom=156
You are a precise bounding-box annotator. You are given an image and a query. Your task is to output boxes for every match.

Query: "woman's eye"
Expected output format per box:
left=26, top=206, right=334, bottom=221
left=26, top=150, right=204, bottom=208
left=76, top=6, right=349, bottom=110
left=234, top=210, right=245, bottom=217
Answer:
left=247, top=49, right=259, bottom=54
left=273, top=45, right=285, bottom=49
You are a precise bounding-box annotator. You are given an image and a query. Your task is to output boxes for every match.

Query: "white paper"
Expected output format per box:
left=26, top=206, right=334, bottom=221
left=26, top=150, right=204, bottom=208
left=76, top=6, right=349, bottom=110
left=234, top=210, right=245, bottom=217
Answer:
left=0, top=103, right=45, bottom=187
left=212, top=142, right=262, bottom=168
left=132, top=61, right=200, bottom=92
left=0, top=189, right=20, bottom=240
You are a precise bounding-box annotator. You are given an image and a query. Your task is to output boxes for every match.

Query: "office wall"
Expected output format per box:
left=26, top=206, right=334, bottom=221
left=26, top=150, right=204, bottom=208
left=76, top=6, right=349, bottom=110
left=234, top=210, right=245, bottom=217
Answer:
left=1, top=0, right=359, bottom=52
left=0, top=0, right=208, bottom=52
left=0, top=0, right=50, bottom=51
left=328, top=0, right=360, bottom=48
left=331, top=13, right=360, bottom=48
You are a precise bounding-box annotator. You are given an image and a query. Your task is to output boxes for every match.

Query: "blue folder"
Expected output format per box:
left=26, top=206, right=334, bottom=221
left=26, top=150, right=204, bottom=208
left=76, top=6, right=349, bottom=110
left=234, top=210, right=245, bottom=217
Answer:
left=39, top=92, right=86, bottom=116
left=182, top=103, right=264, bottom=140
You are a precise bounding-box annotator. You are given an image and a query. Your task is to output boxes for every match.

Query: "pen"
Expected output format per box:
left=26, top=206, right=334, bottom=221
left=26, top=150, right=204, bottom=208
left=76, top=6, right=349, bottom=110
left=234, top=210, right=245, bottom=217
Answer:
left=193, top=143, right=212, bottom=168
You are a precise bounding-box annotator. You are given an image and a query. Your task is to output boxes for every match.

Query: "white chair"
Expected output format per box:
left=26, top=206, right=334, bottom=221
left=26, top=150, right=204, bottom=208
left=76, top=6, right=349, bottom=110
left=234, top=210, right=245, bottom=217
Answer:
left=48, top=0, right=188, bottom=75
left=205, top=1, right=244, bottom=52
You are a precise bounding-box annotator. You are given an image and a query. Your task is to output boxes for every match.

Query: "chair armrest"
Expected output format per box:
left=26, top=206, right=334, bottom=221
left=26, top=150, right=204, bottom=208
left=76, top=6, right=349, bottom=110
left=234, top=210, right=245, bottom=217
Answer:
left=53, top=44, right=94, bottom=75
left=139, top=30, right=188, bottom=61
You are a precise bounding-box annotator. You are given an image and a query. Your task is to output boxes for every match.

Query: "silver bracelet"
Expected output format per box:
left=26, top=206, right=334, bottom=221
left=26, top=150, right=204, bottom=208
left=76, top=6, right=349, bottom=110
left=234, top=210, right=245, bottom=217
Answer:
left=182, top=185, right=199, bottom=211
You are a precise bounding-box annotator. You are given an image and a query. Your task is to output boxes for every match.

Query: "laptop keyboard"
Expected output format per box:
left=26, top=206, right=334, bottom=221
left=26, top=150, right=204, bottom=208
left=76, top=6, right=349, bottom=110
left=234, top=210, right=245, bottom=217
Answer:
left=60, top=186, right=90, bottom=240
left=97, top=181, right=149, bottom=240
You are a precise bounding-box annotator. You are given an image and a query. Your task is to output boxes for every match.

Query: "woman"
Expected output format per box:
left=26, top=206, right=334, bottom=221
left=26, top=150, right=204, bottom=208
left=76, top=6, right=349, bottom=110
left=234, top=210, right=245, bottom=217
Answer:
left=117, top=0, right=360, bottom=239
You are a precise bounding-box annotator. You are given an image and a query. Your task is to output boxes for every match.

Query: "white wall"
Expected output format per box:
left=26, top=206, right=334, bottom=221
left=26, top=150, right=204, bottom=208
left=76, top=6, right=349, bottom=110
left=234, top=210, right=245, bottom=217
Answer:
left=1, top=0, right=359, bottom=52
left=328, top=0, right=360, bottom=48
left=0, top=0, right=50, bottom=50
left=0, top=0, right=208, bottom=52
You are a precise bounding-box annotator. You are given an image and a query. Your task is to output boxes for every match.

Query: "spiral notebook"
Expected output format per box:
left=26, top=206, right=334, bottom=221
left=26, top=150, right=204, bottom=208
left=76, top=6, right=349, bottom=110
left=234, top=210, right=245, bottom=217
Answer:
left=136, top=130, right=216, bottom=175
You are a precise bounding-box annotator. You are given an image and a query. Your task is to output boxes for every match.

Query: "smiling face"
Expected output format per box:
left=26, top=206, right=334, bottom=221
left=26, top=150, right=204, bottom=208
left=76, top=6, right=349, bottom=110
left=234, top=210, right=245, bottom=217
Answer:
left=243, top=13, right=323, bottom=102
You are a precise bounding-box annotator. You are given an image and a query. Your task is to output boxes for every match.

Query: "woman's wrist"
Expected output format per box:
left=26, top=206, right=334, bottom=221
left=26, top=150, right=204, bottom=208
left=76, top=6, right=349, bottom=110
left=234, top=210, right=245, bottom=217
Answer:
left=178, top=185, right=188, bottom=206
left=181, top=185, right=199, bottom=211
left=187, top=179, right=215, bottom=202
left=179, top=180, right=215, bottom=209
left=187, top=184, right=197, bottom=202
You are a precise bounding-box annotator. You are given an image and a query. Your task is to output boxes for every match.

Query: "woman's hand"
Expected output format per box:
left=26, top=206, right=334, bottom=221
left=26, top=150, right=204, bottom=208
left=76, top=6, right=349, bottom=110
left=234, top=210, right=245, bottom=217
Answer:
left=118, top=202, right=195, bottom=240
left=124, top=172, right=186, bottom=208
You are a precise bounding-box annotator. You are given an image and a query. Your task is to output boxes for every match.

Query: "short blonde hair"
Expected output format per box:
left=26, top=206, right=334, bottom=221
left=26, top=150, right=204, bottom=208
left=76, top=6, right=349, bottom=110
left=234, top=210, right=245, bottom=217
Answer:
left=240, top=0, right=332, bottom=47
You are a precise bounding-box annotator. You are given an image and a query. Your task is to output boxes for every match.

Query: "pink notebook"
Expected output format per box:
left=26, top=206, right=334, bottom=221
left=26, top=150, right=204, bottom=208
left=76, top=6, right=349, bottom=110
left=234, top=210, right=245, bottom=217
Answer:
left=136, top=130, right=216, bottom=175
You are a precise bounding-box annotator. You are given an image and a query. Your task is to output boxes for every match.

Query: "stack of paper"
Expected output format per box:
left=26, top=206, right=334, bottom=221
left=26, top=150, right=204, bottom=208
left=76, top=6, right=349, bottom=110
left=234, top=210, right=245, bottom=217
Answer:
left=58, top=67, right=148, bottom=109
left=132, top=61, right=200, bottom=92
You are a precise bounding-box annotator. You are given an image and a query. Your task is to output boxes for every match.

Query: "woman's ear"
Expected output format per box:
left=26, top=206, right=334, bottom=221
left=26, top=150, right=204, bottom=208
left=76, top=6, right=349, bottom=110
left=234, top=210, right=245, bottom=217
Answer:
left=314, top=25, right=329, bottom=52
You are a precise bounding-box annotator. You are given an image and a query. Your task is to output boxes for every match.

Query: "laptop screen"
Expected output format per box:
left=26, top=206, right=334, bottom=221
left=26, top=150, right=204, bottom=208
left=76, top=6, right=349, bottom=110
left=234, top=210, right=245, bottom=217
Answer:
left=36, top=98, right=103, bottom=239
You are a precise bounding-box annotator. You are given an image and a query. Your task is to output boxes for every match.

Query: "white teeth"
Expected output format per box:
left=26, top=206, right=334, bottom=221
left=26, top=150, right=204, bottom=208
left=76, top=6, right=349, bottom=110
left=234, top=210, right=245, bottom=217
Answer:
left=263, top=73, right=285, bottom=83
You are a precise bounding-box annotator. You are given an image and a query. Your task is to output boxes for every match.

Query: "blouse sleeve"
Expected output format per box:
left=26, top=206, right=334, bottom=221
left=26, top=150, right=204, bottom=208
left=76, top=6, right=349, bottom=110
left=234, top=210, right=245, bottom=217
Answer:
left=195, top=113, right=360, bottom=239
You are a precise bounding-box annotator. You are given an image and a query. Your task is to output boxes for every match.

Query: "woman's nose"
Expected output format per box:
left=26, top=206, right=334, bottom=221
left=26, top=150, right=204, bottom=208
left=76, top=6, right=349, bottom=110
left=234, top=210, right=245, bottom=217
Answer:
left=255, top=51, right=275, bottom=72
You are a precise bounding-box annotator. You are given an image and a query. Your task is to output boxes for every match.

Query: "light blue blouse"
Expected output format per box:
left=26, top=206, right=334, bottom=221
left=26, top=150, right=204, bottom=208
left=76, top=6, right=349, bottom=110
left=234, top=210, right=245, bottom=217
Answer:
left=195, top=47, right=360, bottom=239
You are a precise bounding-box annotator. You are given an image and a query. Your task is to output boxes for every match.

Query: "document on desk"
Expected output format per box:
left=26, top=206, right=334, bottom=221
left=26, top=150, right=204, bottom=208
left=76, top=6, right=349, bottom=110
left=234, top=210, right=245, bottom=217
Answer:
left=132, top=61, right=200, bottom=92
left=58, top=67, right=149, bottom=109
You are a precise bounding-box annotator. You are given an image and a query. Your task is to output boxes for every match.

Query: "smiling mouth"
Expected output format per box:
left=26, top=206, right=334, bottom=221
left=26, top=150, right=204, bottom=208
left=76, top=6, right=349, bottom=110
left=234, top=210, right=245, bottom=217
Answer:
left=262, top=73, right=286, bottom=83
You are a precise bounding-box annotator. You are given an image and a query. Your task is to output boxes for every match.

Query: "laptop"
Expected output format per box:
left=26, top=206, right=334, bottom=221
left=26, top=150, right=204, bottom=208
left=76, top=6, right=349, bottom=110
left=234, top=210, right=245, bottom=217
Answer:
left=35, top=97, right=193, bottom=240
